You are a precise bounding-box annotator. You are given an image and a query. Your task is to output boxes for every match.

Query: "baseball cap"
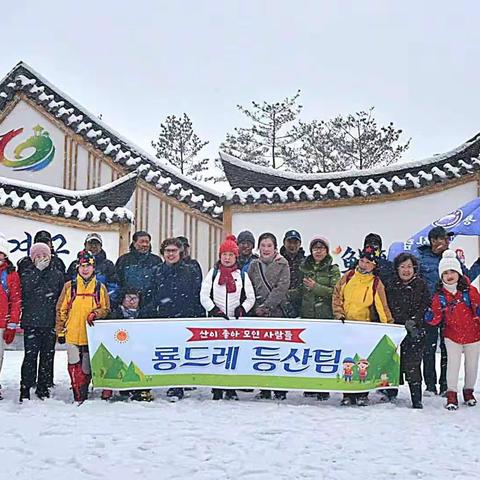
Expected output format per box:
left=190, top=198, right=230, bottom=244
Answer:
left=428, top=226, right=454, bottom=242
left=85, top=233, right=103, bottom=245
left=284, top=230, right=302, bottom=242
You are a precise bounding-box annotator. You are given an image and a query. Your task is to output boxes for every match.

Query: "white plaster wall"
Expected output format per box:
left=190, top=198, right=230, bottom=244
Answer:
left=0, top=214, right=120, bottom=267
left=231, top=182, right=479, bottom=268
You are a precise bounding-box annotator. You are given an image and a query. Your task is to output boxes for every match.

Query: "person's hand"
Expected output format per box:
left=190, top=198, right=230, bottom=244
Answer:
left=3, top=323, right=16, bottom=344
left=209, top=307, right=229, bottom=320
left=338, top=316, right=346, bottom=324
left=234, top=306, right=246, bottom=319
left=86, top=312, right=96, bottom=327
left=57, top=333, right=66, bottom=344
left=405, top=319, right=419, bottom=338
left=303, top=277, right=316, bottom=290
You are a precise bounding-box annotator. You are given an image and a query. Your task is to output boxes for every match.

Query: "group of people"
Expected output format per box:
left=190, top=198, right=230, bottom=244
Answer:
left=0, top=225, right=479, bottom=410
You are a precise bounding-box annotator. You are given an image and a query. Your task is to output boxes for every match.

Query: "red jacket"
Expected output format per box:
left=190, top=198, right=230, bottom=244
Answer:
left=431, top=284, right=480, bottom=344
left=0, top=261, right=22, bottom=328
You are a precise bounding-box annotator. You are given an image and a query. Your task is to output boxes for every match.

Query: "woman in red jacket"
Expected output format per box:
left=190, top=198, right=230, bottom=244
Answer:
left=428, top=250, right=480, bottom=410
left=0, top=234, right=22, bottom=399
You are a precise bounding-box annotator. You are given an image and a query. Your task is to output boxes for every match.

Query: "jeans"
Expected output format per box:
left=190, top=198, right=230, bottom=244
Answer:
left=423, top=324, right=447, bottom=391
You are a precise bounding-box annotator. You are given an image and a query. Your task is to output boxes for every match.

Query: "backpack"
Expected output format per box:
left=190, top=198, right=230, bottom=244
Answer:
left=438, top=289, right=475, bottom=318
left=67, top=277, right=102, bottom=311
left=0, top=270, right=8, bottom=297
left=211, top=267, right=246, bottom=304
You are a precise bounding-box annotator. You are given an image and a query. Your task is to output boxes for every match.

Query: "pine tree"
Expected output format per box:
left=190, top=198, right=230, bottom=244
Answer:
left=152, top=113, right=213, bottom=181
left=221, top=90, right=302, bottom=169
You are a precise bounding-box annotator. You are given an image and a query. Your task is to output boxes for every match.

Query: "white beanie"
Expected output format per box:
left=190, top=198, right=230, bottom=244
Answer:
left=0, top=234, right=10, bottom=257
left=438, top=249, right=462, bottom=278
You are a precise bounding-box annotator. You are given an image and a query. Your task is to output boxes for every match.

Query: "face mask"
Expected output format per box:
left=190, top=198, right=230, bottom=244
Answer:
left=35, top=257, right=51, bottom=271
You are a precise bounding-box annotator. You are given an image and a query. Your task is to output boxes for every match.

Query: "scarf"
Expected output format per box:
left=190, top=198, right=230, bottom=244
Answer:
left=443, top=282, right=458, bottom=295
left=120, top=306, right=139, bottom=319
left=218, top=264, right=238, bottom=294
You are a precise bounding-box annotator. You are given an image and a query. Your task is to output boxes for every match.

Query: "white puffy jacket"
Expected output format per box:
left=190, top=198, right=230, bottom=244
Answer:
left=200, top=267, right=256, bottom=318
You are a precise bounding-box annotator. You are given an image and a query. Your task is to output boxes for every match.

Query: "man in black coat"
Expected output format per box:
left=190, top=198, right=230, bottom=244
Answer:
left=19, top=243, right=65, bottom=401
left=115, top=231, right=163, bottom=317
left=279, top=230, right=305, bottom=289
left=363, top=233, right=395, bottom=286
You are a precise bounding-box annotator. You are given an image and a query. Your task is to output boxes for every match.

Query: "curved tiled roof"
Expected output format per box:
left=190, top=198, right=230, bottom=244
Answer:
left=0, top=172, right=136, bottom=223
left=219, top=137, right=480, bottom=205
left=0, top=62, right=223, bottom=218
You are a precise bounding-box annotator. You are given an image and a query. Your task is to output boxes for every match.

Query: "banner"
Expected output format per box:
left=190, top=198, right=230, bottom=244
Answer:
left=87, top=318, right=406, bottom=393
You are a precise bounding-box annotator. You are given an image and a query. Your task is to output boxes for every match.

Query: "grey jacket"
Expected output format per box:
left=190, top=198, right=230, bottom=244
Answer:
left=248, top=254, right=290, bottom=317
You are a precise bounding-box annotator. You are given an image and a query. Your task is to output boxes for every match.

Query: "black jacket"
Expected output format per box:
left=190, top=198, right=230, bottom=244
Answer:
left=280, top=246, right=305, bottom=289
left=20, top=264, right=65, bottom=328
left=18, top=254, right=66, bottom=278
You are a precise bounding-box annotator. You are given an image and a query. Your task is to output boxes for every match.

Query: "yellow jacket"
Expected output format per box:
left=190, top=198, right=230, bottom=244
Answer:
left=56, top=275, right=110, bottom=346
left=332, top=269, right=392, bottom=323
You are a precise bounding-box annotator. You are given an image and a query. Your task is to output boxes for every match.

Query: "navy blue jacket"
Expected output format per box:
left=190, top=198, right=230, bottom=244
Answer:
left=417, top=245, right=480, bottom=295
left=115, top=247, right=163, bottom=314
left=376, top=256, right=395, bottom=286
left=153, top=260, right=203, bottom=318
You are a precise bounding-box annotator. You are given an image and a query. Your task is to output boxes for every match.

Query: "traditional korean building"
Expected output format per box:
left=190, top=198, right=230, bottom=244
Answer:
left=0, top=62, right=223, bottom=270
left=220, top=140, right=480, bottom=269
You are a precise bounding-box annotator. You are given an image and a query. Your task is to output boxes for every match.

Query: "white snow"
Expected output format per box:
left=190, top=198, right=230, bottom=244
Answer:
left=1, top=350, right=479, bottom=480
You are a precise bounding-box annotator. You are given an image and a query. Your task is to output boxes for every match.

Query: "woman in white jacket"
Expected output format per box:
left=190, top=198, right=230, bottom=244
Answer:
left=200, top=234, right=255, bottom=400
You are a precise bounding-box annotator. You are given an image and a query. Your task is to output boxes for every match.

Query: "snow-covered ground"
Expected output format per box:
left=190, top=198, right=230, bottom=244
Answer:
left=1, top=350, right=479, bottom=480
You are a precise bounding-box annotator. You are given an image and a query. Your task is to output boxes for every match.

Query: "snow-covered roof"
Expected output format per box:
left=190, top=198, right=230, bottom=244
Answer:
left=0, top=62, right=223, bottom=219
left=219, top=138, right=480, bottom=205
left=0, top=171, right=136, bottom=224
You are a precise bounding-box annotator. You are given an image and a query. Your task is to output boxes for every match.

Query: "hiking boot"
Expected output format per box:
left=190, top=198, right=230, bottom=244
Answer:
left=19, top=385, right=30, bottom=403
left=255, top=390, right=272, bottom=400
left=356, top=395, right=369, bottom=407
left=131, top=390, right=154, bottom=402
left=317, top=392, right=330, bottom=401
left=445, top=391, right=458, bottom=410
left=166, top=388, right=184, bottom=402
left=424, top=387, right=437, bottom=397
left=212, top=389, right=224, bottom=400
left=439, top=386, right=448, bottom=397
left=101, top=389, right=113, bottom=401
left=463, top=389, right=477, bottom=406
left=340, top=396, right=354, bottom=406
left=274, top=391, right=287, bottom=400
left=409, top=383, right=423, bottom=409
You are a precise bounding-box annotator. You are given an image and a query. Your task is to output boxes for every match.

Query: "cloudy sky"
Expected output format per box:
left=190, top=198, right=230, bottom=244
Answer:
left=3, top=0, right=479, bottom=167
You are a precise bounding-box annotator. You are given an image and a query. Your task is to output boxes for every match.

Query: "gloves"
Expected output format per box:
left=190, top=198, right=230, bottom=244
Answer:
left=86, top=312, right=96, bottom=327
left=35, top=257, right=50, bottom=271
left=209, top=307, right=229, bottom=320
left=234, top=306, right=246, bottom=319
left=255, top=306, right=270, bottom=317
left=423, top=309, right=434, bottom=324
left=57, top=333, right=66, bottom=344
left=338, top=316, right=346, bottom=324
left=405, top=319, right=419, bottom=338
left=3, top=323, right=17, bottom=345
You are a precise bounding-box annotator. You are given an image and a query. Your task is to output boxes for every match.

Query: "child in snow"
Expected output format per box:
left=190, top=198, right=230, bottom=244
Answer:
left=427, top=249, right=480, bottom=410
left=56, top=250, right=110, bottom=403
left=200, top=235, right=255, bottom=400
left=0, top=234, right=22, bottom=400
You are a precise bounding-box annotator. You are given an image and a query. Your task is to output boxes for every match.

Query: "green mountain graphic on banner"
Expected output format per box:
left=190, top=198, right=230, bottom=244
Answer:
left=91, top=343, right=146, bottom=383
left=367, top=334, right=400, bottom=384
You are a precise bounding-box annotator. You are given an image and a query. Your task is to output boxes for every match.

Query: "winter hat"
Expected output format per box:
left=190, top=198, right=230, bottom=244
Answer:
left=0, top=234, right=10, bottom=257
left=237, top=230, right=255, bottom=246
left=284, top=230, right=302, bottom=242
left=438, top=249, right=462, bottom=278
left=76, top=250, right=95, bottom=268
left=364, top=233, right=382, bottom=251
left=34, top=230, right=52, bottom=244
left=29, top=243, right=52, bottom=262
left=359, top=245, right=380, bottom=264
left=85, top=232, right=103, bottom=245
left=309, top=236, right=330, bottom=253
left=219, top=235, right=239, bottom=257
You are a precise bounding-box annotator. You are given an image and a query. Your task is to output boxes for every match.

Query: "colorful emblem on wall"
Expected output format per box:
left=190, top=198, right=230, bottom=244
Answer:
left=0, top=125, right=55, bottom=171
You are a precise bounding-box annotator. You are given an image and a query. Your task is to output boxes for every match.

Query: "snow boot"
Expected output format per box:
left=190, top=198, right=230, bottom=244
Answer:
left=212, top=389, right=224, bottom=400
left=35, top=386, right=50, bottom=400
left=463, top=389, right=477, bottom=406
left=255, top=390, right=272, bottom=400
left=340, top=394, right=355, bottom=406
left=224, top=390, right=239, bottom=401
left=101, top=389, right=113, bottom=401
left=445, top=391, right=458, bottom=410
left=19, top=385, right=30, bottom=403
left=317, top=392, right=330, bottom=401
left=409, top=383, right=423, bottom=409
left=131, top=390, right=153, bottom=402
left=166, top=388, right=184, bottom=402
left=356, top=394, right=369, bottom=407
left=274, top=391, right=287, bottom=401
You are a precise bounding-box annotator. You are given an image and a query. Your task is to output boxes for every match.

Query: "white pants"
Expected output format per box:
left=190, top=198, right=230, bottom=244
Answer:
left=0, top=328, right=4, bottom=376
left=445, top=338, right=480, bottom=392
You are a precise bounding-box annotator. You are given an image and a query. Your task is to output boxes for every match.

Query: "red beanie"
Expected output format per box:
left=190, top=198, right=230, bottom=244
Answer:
left=219, top=235, right=239, bottom=257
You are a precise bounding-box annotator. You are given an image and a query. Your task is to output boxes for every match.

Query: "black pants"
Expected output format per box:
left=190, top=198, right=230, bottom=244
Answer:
left=21, top=327, right=56, bottom=391
left=423, top=325, right=447, bottom=391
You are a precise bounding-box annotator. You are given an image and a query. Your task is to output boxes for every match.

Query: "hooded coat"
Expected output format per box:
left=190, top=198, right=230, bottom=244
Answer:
left=0, top=259, right=21, bottom=328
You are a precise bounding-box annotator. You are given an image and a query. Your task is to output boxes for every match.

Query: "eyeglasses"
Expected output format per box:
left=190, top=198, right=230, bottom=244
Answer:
left=124, top=295, right=139, bottom=301
left=312, top=246, right=327, bottom=251
left=164, top=248, right=179, bottom=254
